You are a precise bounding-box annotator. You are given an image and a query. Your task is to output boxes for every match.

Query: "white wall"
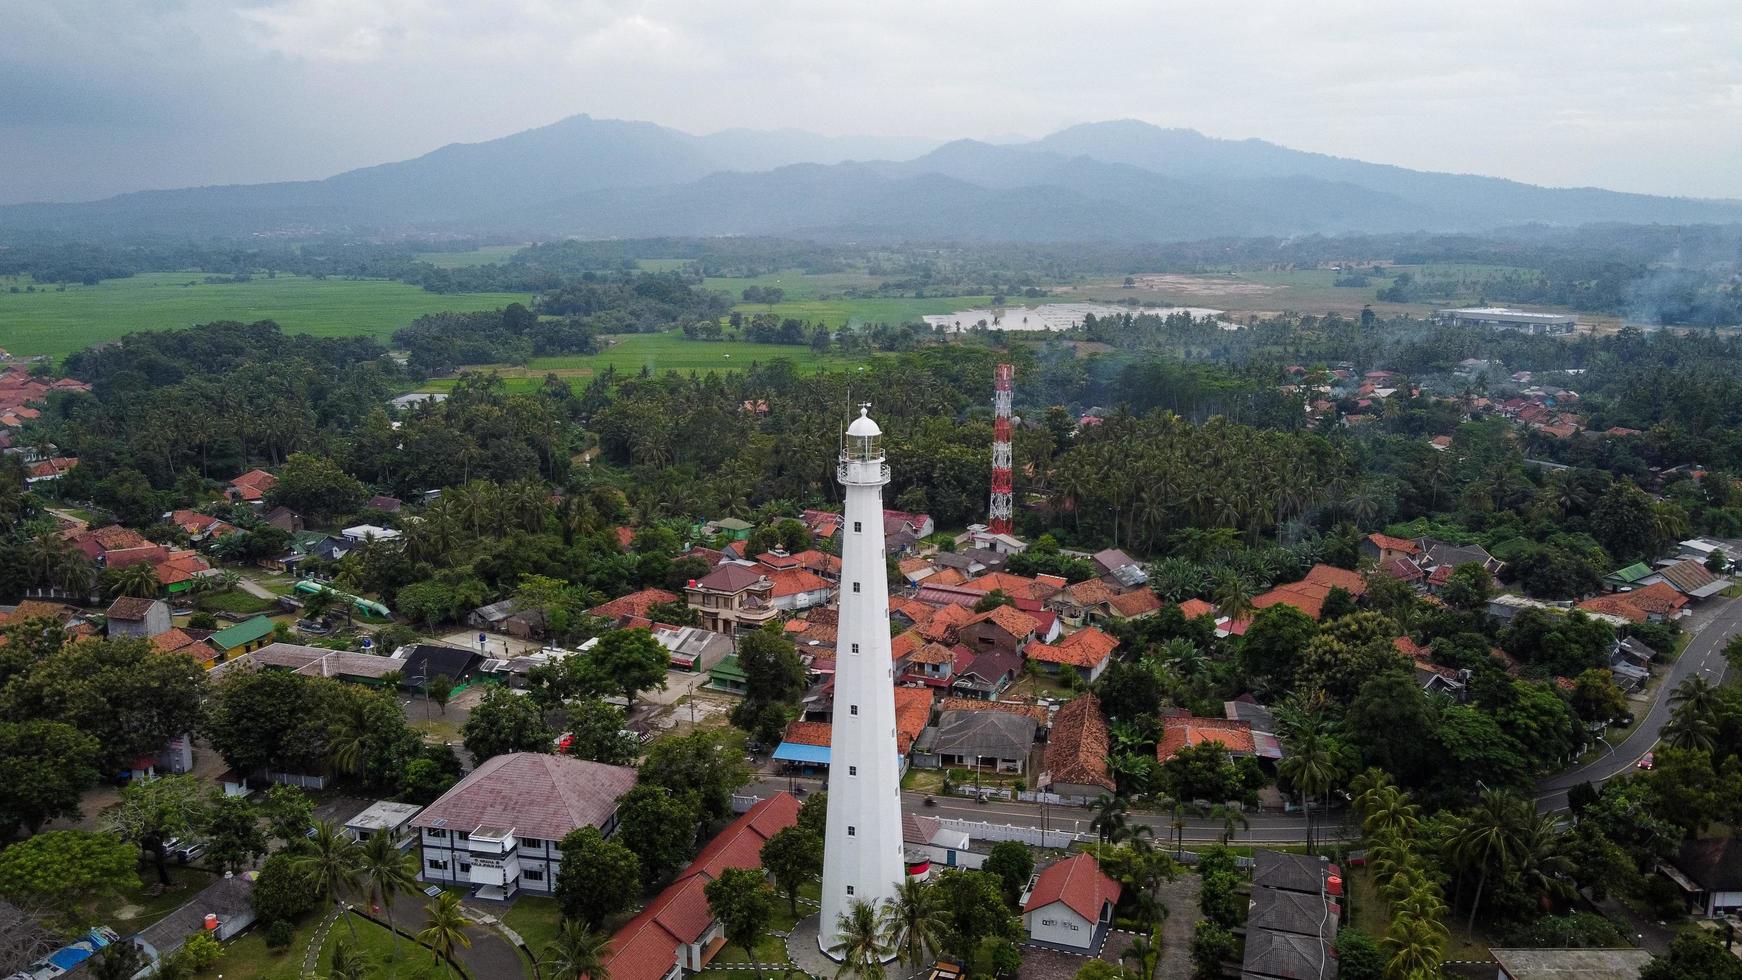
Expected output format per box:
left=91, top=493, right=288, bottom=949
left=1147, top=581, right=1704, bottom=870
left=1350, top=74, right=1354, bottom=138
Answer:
left=1025, top=901, right=1097, bottom=949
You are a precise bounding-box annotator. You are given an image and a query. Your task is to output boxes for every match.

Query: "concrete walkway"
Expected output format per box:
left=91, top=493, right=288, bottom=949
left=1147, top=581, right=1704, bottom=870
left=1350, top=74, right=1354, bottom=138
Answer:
left=379, top=896, right=526, bottom=979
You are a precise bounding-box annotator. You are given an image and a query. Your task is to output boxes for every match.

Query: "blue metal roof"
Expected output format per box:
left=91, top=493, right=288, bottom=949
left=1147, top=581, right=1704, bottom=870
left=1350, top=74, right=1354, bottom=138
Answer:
left=772, top=742, right=831, bottom=765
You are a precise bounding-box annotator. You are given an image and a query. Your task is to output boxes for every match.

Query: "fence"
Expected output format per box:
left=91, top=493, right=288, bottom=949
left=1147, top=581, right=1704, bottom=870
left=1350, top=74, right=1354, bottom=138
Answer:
left=938, top=817, right=1088, bottom=850
left=264, top=770, right=329, bottom=790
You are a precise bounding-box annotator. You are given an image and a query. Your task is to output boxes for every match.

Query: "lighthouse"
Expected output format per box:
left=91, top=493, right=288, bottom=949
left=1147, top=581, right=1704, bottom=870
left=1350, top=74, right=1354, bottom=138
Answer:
left=818, top=405, right=905, bottom=957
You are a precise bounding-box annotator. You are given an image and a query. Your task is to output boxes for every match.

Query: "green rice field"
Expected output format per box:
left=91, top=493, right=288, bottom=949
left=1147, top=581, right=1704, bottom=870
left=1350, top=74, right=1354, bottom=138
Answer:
left=415, top=244, right=527, bottom=267
left=423, top=329, right=870, bottom=392
left=0, top=272, right=533, bottom=360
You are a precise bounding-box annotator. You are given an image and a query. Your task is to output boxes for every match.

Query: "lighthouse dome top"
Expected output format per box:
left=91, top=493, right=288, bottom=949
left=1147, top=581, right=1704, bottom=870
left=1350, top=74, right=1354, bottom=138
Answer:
left=846, top=406, right=881, bottom=438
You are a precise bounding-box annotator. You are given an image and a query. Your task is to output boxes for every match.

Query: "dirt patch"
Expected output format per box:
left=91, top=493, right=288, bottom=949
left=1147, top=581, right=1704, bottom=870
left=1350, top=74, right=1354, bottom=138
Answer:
left=1121, top=274, right=1281, bottom=297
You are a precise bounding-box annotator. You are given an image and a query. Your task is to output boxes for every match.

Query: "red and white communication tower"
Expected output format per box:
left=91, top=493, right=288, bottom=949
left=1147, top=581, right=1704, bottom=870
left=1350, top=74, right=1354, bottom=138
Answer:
left=989, top=362, right=1015, bottom=535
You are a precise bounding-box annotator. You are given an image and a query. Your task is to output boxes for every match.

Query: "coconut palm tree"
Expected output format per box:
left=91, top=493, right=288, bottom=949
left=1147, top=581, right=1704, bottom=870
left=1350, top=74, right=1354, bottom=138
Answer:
left=1206, top=803, right=1249, bottom=845
left=418, top=891, right=473, bottom=978
left=356, top=832, right=419, bottom=960
left=829, top=898, right=890, bottom=979
left=103, top=561, right=161, bottom=599
left=541, top=919, right=612, bottom=980
left=1383, top=907, right=1448, bottom=980
left=1511, top=809, right=1575, bottom=909
left=290, top=821, right=363, bottom=939
left=1448, top=789, right=1525, bottom=939
left=327, top=697, right=374, bottom=781
left=327, top=938, right=372, bottom=980
left=1090, top=795, right=1131, bottom=845
left=1278, top=730, right=1343, bottom=855
left=880, top=878, right=949, bottom=968
left=1662, top=710, right=1717, bottom=752
left=1670, top=676, right=1722, bottom=724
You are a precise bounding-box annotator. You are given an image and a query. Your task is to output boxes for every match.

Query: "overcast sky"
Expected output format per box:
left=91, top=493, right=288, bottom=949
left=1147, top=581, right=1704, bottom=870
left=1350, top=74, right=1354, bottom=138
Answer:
left=3, top=0, right=1740, bottom=205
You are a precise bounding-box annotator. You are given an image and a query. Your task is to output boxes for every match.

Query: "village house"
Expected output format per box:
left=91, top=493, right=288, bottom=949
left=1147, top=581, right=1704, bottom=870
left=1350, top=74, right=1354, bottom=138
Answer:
left=201, top=616, right=277, bottom=667
left=685, top=564, right=778, bottom=635
left=911, top=708, right=1038, bottom=775
left=411, top=753, right=638, bottom=899
left=104, top=597, right=170, bottom=639
left=1025, top=626, right=1119, bottom=683
left=166, top=509, right=236, bottom=542
left=955, top=604, right=1041, bottom=658
left=226, top=468, right=277, bottom=504
left=1156, top=715, right=1280, bottom=766
left=1021, top=852, right=1121, bottom=951
left=903, top=812, right=984, bottom=877
left=772, top=686, right=933, bottom=775
left=652, top=624, right=734, bottom=673
left=1038, top=693, right=1115, bottom=800
left=343, top=800, right=424, bottom=846
left=588, top=588, right=681, bottom=629
left=599, top=794, right=800, bottom=980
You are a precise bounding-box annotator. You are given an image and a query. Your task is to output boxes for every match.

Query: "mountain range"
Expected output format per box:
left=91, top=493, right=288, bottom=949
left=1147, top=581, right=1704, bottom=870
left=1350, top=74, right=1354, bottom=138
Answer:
left=5, top=114, right=1740, bottom=242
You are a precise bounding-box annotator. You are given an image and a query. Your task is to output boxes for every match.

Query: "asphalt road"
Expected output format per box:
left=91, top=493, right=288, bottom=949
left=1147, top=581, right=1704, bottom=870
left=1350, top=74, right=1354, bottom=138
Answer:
left=746, top=776, right=1352, bottom=844
left=1534, top=594, right=1741, bottom=811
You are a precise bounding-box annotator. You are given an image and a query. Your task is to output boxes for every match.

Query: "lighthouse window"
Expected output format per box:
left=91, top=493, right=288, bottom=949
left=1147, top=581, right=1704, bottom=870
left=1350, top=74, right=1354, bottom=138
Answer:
left=852, top=582, right=861, bottom=593
left=850, top=705, right=858, bottom=715
left=854, top=522, right=862, bottom=532
left=847, top=826, right=856, bottom=837
left=846, top=885, right=855, bottom=895
left=851, top=643, right=859, bottom=654
left=849, top=766, right=857, bottom=776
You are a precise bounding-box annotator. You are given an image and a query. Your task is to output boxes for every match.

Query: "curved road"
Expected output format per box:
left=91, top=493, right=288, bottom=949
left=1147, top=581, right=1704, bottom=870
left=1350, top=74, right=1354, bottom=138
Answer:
left=1535, top=594, right=1740, bottom=811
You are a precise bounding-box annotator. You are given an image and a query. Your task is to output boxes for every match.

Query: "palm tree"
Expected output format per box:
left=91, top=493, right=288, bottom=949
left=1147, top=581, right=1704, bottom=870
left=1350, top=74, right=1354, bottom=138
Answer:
left=1122, top=931, right=1161, bottom=978
left=291, top=821, right=363, bottom=939
left=1206, top=803, right=1249, bottom=845
left=418, top=891, right=473, bottom=978
left=829, top=898, right=891, bottom=979
left=1448, top=789, right=1525, bottom=939
left=1278, top=731, right=1343, bottom=855
left=1210, top=569, right=1255, bottom=623
left=541, top=919, right=612, bottom=980
left=356, top=832, right=418, bottom=960
left=327, top=938, right=372, bottom=980
left=1670, top=676, right=1722, bottom=724
left=1090, top=795, right=1130, bottom=845
left=1662, top=710, right=1717, bottom=752
left=880, top=878, right=948, bottom=968
left=327, top=697, right=374, bottom=780
left=1383, top=908, right=1448, bottom=980
left=104, top=561, right=161, bottom=599
left=1511, top=810, right=1575, bottom=909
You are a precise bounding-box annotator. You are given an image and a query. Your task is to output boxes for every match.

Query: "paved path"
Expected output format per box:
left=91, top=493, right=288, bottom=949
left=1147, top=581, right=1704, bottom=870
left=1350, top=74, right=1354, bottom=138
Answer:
left=380, top=896, right=526, bottom=980
left=301, top=908, right=341, bottom=977
left=1535, top=595, right=1741, bottom=811
left=236, top=572, right=279, bottom=600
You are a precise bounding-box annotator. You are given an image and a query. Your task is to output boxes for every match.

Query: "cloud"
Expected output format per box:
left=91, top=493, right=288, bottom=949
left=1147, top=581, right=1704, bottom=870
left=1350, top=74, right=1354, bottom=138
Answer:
left=0, top=0, right=1738, bottom=204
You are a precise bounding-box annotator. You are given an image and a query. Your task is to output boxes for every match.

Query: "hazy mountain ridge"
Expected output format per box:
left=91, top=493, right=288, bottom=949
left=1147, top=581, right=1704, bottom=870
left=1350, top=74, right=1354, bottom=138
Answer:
left=3, top=114, right=1738, bottom=241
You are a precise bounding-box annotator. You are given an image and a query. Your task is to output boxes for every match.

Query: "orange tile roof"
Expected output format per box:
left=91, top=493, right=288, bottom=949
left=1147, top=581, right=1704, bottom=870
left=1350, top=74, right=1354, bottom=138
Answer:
left=918, top=603, right=977, bottom=643
left=1302, top=564, right=1366, bottom=597
left=1178, top=598, right=1217, bottom=620
left=908, top=642, right=955, bottom=665
left=782, top=721, right=833, bottom=747
left=1024, top=852, right=1122, bottom=923
left=936, top=697, right=1049, bottom=725
left=589, top=588, right=679, bottom=622
left=764, top=568, right=829, bottom=599
left=927, top=567, right=967, bottom=588
left=1059, top=579, right=1117, bottom=607
left=150, top=628, right=201, bottom=654
left=1578, top=582, right=1686, bottom=623
left=1107, top=589, right=1162, bottom=618
left=1251, top=582, right=1331, bottom=620
left=1027, top=627, right=1118, bottom=670
left=893, top=686, right=933, bottom=753
left=968, top=603, right=1039, bottom=638
left=1156, top=716, right=1256, bottom=762
left=962, top=572, right=1060, bottom=602
left=1366, top=532, right=1420, bottom=555
left=890, top=630, right=921, bottom=662
left=1042, top=693, right=1113, bottom=792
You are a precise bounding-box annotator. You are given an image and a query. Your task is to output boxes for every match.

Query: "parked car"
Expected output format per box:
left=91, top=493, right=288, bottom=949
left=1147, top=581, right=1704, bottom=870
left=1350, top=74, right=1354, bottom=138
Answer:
left=1637, top=751, right=1655, bottom=770
left=173, top=840, right=206, bottom=864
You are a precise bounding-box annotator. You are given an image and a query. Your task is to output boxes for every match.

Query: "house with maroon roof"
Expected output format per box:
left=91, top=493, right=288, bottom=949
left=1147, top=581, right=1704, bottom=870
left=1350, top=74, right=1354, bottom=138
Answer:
left=409, top=753, right=637, bottom=900
left=683, top=565, right=777, bottom=635
left=1039, top=694, right=1114, bottom=799
left=599, top=794, right=800, bottom=980
left=1021, top=852, right=1121, bottom=950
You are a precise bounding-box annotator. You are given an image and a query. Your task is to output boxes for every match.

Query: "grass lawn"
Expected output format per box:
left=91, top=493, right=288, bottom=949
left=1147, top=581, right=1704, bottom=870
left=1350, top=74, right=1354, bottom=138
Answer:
left=711, top=932, right=791, bottom=964
left=424, top=330, right=870, bottom=392
left=195, top=588, right=280, bottom=615
left=195, top=924, right=306, bottom=980
left=702, top=268, right=887, bottom=303
left=0, top=272, right=532, bottom=360
left=319, top=914, right=441, bottom=980
left=501, top=896, right=563, bottom=960
left=84, top=865, right=217, bottom=935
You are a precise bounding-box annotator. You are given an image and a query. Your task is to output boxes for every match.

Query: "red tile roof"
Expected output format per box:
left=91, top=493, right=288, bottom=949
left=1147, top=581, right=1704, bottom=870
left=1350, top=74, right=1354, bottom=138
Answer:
left=1156, top=716, right=1256, bottom=762
left=967, top=603, right=1040, bottom=639
left=1023, top=852, right=1121, bottom=923
left=764, top=568, right=830, bottom=599
left=936, top=697, right=1049, bottom=725
left=961, top=572, right=1061, bottom=603
left=1302, top=564, right=1366, bottom=597
left=1106, top=589, right=1162, bottom=618
left=1178, top=599, right=1217, bottom=620
left=918, top=603, right=977, bottom=643
left=601, top=793, right=800, bottom=980
left=1026, top=627, right=1118, bottom=670
left=1042, top=694, right=1113, bottom=793
left=1366, top=533, right=1420, bottom=556
left=781, top=687, right=932, bottom=754
left=589, top=588, right=680, bottom=623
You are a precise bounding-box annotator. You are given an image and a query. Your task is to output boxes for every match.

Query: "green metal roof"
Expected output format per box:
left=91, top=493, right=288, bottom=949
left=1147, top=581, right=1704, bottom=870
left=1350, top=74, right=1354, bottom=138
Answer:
left=209, top=615, right=276, bottom=650
left=714, top=518, right=753, bottom=531
left=709, top=654, right=747, bottom=682
left=1607, top=562, right=1654, bottom=584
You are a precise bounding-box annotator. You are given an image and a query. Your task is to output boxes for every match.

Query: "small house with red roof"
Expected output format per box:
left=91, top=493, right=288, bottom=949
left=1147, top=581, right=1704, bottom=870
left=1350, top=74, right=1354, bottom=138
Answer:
left=1022, top=852, right=1122, bottom=950
left=226, top=469, right=277, bottom=504
left=598, top=793, right=799, bottom=980
left=955, top=604, right=1040, bottom=658
left=1025, top=627, right=1119, bottom=683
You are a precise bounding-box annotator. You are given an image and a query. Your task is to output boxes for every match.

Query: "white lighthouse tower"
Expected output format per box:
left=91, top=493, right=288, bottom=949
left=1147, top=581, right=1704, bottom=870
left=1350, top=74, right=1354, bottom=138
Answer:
left=818, top=405, right=905, bottom=957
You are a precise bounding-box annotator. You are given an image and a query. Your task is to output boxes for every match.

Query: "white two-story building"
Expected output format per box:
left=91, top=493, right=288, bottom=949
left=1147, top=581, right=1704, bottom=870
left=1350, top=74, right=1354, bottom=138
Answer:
left=408, top=753, right=637, bottom=900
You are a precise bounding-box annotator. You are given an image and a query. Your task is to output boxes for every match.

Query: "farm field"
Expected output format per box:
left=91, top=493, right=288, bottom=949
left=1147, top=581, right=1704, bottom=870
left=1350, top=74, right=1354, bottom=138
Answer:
left=703, top=267, right=996, bottom=326
left=423, top=329, right=870, bottom=392
left=0, top=273, right=533, bottom=360
left=416, top=244, right=526, bottom=267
